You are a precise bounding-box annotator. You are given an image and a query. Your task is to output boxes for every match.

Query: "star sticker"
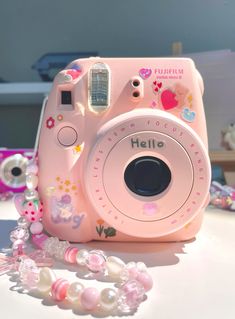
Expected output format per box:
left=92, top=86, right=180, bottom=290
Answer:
left=64, top=180, right=71, bottom=186
left=74, top=145, right=82, bottom=153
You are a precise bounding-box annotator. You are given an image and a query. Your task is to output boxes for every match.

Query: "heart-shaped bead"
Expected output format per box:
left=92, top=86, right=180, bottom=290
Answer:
left=106, top=256, right=125, bottom=278
left=37, top=267, right=56, bottom=293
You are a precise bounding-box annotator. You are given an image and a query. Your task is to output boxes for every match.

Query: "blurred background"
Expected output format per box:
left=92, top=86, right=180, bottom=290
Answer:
left=0, top=0, right=234, bottom=186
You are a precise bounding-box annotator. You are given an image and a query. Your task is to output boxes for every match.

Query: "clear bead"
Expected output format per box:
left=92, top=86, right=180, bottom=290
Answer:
left=26, top=162, right=38, bottom=175
left=66, top=282, right=84, bottom=303
left=10, top=226, right=30, bottom=242
left=18, top=257, right=39, bottom=290
left=76, top=249, right=89, bottom=266
left=44, top=237, right=69, bottom=260
left=17, top=216, right=30, bottom=228
left=117, top=280, right=145, bottom=313
left=24, top=189, right=38, bottom=201
left=100, top=288, right=118, bottom=312
left=85, top=250, right=106, bottom=273
left=120, top=262, right=141, bottom=282
left=54, top=241, right=70, bottom=260
left=26, top=173, right=38, bottom=190
left=44, top=237, right=60, bottom=256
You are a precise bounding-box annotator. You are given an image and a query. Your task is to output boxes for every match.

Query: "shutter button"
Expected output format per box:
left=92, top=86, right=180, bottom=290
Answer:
left=57, top=126, right=78, bottom=146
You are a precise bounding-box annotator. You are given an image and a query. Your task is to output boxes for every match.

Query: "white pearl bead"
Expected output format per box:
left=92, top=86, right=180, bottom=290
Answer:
left=66, top=282, right=84, bottom=303
left=37, top=267, right=56, bottom=293
left=106, top=256, right=125, bottom=278
left=100, top=288, right=118, bottom=311
left=30, top=222, right=43, bottom=235
left=76, top=249, right=89, bottom=266
left=26, top=173, right=38, bottom=190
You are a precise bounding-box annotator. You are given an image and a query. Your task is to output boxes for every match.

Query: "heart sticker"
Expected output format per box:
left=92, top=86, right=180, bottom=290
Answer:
left=181, top=107, right=196, bottom=122
left=66, top=69, right=82, bottom=80
left=161, top=89, right=178, bottom=110
left=139, top=68, right=152, bottom=79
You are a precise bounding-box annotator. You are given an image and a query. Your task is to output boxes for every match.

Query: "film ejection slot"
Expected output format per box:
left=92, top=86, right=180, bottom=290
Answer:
left=88, top=63, right=110, bottom=112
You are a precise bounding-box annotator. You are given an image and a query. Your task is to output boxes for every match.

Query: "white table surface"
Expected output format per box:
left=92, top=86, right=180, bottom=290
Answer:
left=0, top=200, right=235, bottom=319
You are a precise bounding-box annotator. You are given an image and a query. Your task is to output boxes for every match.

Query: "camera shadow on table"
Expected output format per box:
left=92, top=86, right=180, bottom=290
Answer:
left=0, top=219, right=192, bottom=268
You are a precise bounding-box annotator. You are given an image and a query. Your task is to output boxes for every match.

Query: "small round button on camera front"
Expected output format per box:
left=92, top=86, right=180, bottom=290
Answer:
left=57, top=126, right=78, bottom=147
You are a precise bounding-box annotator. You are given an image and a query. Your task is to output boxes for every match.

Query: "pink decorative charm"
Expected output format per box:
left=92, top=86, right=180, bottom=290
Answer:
left=51, top=278, right=69, bottom=301
left=10, top=227, right=30, bottom=243
left=85, top=250, right=106, bottom=273
left=64, top=247, right=79, bottom=263
left=80, top=287, right=100, bottom=310
left=139, top=68, right=152, bottom=79
left=117, top=280, right=145, bottom=313
left=22, top=200, right=43, bottom=223
left=31, top=233, right=49, bottom=249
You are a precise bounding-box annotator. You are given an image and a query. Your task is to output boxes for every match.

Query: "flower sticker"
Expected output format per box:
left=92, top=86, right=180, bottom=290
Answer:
left=46, top=117, right=55, bottom=129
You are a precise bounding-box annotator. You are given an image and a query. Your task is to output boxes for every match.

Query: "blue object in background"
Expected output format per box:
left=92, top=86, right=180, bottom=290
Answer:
left=211, top=165, right=226, bottom=185
left=32, top=52, right=98, bottom=81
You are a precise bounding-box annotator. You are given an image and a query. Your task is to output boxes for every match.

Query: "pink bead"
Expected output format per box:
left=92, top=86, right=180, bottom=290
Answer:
left=85, top=250, right=106, bottom=273
left=136, top=272, right=153, bottom=292
left=30, top=222, right=43, bottom=235
left=117, top=280, right=145, bottom=313
left=64, top=247, right=79, bottom=263
left=51, top=278, right=69, bottom=301
left=80, top=287, right=100, bottom=310
left=128, top=267, right=139, bottom=279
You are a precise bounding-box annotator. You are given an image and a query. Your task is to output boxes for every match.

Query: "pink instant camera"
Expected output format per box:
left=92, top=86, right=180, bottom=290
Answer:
left=0, top=149, right=33, bottom=193
left=38, top=57, right=211, bottom=242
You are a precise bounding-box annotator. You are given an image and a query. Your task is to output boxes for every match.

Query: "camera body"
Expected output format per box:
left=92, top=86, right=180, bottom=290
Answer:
left=38, top=57, right=211, bottom=242
left=0, top=149, right=33, bottom=193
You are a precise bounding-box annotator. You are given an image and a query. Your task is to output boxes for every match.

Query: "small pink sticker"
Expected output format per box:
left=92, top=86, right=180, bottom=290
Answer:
left=143, top=202, right=157, bottom=216
left=139, top=68, right=152, bottom=79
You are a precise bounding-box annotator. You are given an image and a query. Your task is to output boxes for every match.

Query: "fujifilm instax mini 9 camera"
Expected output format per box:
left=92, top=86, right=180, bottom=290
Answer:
left=38, top=57, right=211, bottom=242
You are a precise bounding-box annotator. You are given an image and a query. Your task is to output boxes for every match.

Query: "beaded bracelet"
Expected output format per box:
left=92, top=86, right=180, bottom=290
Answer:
left=0, top=159, right=153, bottom=315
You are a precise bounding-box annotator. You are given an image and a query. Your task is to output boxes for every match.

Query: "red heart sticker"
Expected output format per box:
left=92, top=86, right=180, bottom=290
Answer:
left=161, top=89, right=178, bottom=110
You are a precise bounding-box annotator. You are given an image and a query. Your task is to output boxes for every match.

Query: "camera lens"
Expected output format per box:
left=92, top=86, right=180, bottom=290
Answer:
left=11, top=167, right=22, bottom=177
left=124, top=156, right=171, bottom=197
